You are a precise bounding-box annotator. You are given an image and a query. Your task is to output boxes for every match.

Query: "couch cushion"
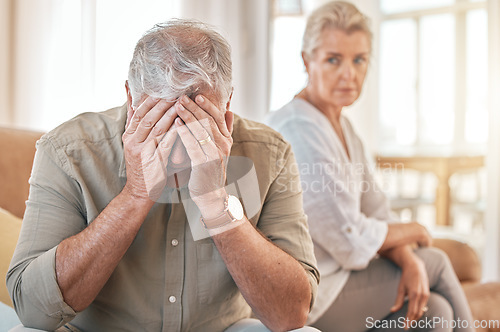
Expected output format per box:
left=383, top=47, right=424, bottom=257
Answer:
left=0, top=207, right=22, bottom=307
left=464, top=282, right=500, bottom=332
left=0, top=127, right=43, bottom=219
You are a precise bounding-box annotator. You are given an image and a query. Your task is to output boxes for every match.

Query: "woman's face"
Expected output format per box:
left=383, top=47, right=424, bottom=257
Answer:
left=304, top=29, right=370, bottom=110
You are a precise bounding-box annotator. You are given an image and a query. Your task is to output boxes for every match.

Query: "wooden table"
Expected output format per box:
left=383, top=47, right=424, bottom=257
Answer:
left=376, top=154, right=485, bottom=226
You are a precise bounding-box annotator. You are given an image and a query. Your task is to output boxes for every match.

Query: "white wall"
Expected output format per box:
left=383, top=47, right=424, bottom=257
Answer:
left=0, top=0, right=11, bottom=126
left=10, top=0, right=182, bottom=132
left=180, top=0, right=270, bottom=122
left=12, top=0, right=54, bottom=130
left=483, top=0, right=500, bottom=281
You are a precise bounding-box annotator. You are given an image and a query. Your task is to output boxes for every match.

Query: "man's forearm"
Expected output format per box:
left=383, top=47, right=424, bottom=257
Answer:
left=55, top=190, right=153, bottom=312
left=210, top=220, right=311, bottom=332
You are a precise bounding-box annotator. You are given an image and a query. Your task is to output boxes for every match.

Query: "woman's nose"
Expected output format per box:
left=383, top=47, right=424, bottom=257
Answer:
left=340, top=62, right=355, bottom=80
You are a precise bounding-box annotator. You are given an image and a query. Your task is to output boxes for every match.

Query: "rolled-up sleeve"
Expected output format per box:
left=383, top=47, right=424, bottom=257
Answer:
left=7, top=137, right=85, bottom=330
left=277, top=119, right=388, bottom=271
left=256, top=140, right=320, bottom=308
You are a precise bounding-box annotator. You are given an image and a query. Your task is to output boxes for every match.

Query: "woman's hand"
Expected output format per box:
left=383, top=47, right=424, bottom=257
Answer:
left=122, top=97, right=179, bottom=203
left=393, top=254, right=430, bottom=327
left=412, top=222, right=432, bottom=247
left=175, top=94, right=234, bottom=219
left=385, top=247, right=430, bottom=329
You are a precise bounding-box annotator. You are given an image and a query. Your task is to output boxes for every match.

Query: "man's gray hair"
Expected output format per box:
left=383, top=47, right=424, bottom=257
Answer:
left=302, top=1, right=372, bottom=60
left=128, top=19, right=232, bottom=107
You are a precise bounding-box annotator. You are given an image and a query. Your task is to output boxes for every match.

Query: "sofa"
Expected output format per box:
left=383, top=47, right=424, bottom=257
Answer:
left=1, top=126, right=500, bottom=331
left=1, top=126, right=43, bottom=308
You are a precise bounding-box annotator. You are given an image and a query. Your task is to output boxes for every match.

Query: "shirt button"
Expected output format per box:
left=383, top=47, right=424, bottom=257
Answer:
left=171, top=239, right=179, bottom=247
left=169, top=295, right=176, bottom=303
left=346, top=226, right=352, bottom=233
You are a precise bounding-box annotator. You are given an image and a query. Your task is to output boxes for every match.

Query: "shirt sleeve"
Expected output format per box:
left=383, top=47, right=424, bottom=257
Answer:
left=277, top=119, right=388, bottom=271
left=358, top=146, right=400, bottom=223
left=256, top=140, right=320, bottom=309
left=7, top=137, right=85, bottom=330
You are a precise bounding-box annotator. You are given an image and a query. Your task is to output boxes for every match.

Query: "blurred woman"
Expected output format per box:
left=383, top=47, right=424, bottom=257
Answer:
left=267, top=1, right=474, bottom=331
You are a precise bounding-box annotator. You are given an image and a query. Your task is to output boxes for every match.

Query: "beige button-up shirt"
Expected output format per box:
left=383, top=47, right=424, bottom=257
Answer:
left=7, top=104, right=319, bottom=332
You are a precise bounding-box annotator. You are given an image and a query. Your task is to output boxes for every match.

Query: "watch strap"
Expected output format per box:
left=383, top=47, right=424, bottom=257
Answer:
left=200, top=195, right=233, bottom=229
left=201, top=210, right=234, bottom=229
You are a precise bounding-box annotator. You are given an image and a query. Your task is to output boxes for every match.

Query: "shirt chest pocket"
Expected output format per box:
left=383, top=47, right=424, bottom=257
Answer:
left=196, top=243, right=238, bottom=304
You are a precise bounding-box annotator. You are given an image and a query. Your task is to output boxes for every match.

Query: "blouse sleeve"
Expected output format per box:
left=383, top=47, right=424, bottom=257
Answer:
left=277, top=118, right=388, bottom=270
left=353, top=133, right=400, bottom=223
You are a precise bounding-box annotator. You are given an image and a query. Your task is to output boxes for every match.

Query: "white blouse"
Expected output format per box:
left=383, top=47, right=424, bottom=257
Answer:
left=267, top=98, right=398, bottom=322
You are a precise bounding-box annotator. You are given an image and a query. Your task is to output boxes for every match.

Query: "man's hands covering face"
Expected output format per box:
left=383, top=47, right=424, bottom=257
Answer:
left=122, top=97, right=178, bottom=203
left=122, top=94, right=234, bottom=215
left=175, top=95, right=234, bottom=218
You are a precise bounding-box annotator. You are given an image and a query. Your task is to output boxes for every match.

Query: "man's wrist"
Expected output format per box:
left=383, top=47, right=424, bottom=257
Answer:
left=194, top=189, right=227, bottom=220
left=207, top=217, right=246, bottom=236
left=198, top=193, right=246, bottom=230
left=119, top=186, right=155, bottom=210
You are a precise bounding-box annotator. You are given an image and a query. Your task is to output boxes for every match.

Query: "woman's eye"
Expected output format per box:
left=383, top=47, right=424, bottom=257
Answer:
left=354, top=57, right=366, bottom=64
left=328, top=57, right=339, bottom=64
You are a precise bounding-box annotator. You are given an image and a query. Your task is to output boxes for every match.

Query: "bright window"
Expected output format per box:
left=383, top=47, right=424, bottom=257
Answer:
left=270, top=16, right=307, bottom=111
left=379, top=19, right=417, bottom=145
left=20, top=0, right=179, bottom=131
left=378, top=0, right=488, bottom=150
left=465, top=9, right=489, bottom=143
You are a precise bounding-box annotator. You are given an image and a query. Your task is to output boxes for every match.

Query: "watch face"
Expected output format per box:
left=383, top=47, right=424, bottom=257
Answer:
left=227, top=195, right=244, bottom=220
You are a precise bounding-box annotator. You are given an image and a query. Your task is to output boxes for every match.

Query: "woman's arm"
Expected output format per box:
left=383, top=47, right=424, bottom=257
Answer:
left=378, top=222, right=432, bottom=253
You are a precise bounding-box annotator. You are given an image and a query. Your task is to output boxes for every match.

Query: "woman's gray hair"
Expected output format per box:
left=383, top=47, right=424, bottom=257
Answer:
left=302, top=1, right=372, bottom=60
left=128, top=19, right=232, bottom=107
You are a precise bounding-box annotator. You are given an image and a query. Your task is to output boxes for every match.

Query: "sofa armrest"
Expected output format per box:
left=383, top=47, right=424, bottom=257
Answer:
left=432, top=238, right=482, bottom=285
left=0, top=208, right=22, bottom=307
left=0, top=126, right=43, bottom=219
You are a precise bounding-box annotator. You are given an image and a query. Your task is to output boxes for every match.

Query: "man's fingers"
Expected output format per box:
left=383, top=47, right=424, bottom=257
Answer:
left=179, top=94, right=230, bottom=138
left=133, top=99, right=175, bottom=143
left=178, top=97, right=215, bottom=136
left=194, top=94, right=231, bottom=138
left=125, top=96, right=159, bottom=135
left=146, top=102, right=178, bottom=143
left=126, top=107, right=134, bottom=129
left=175, top=119, right=209, bottom=164
left=177, top=103, right=214, bottom=141
left=179, top=95, right=212, bottom=127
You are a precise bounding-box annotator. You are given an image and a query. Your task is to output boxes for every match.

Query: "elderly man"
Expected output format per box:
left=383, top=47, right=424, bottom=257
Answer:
left=7, top=19, right=319, bottom=332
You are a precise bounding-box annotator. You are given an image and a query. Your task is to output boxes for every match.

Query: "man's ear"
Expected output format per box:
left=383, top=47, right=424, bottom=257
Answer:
left=225, top=88, right=234, bottom=112
left=125, top=80, right=133, bottom=111
left=124, top=81, right=135, bottom=127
